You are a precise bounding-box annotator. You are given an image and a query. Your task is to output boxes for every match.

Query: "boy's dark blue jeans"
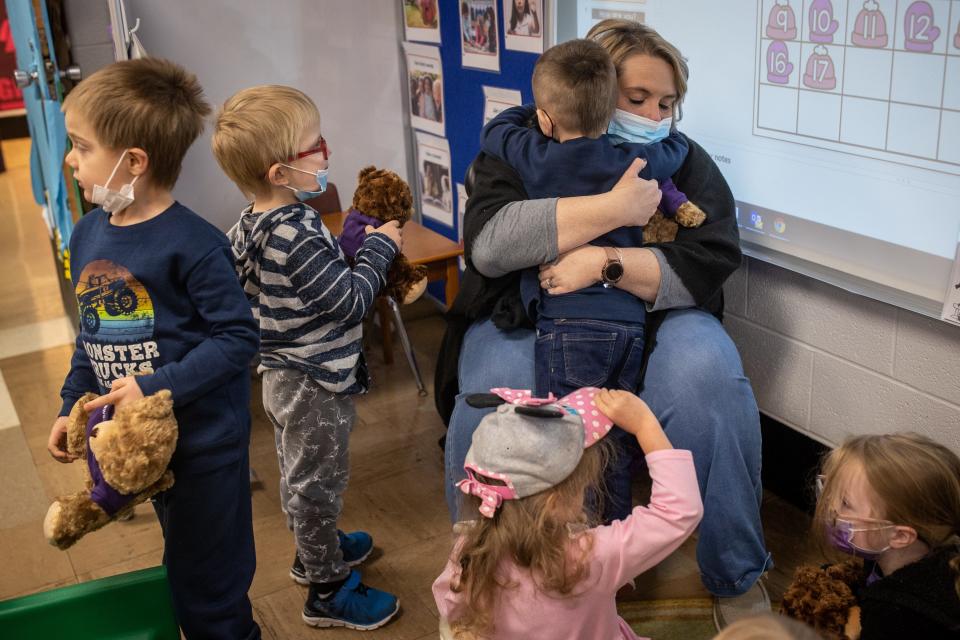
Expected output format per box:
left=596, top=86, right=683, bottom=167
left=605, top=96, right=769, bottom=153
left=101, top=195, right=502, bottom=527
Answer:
left=534, top=316, right=646, bottom=522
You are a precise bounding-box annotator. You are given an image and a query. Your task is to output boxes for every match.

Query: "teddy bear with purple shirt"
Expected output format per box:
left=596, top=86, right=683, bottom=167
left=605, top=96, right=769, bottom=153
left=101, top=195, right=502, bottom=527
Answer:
left=43, top=390, right=178, bottom=549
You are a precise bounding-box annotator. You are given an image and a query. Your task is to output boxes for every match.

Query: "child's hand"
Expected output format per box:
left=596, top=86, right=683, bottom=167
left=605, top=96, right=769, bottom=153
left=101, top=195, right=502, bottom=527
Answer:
left=47, top=415, right=77, bottom=463
left=595, top=389, right=672, bottom=454
left=367, top=220, right=403, bottom=252
left=84, top=377, right=144, bottom=412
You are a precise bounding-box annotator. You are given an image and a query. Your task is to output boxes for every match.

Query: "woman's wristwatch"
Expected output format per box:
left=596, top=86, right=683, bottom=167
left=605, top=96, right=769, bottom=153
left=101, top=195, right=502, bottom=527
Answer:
left=600, top=246, right=624, bottom=288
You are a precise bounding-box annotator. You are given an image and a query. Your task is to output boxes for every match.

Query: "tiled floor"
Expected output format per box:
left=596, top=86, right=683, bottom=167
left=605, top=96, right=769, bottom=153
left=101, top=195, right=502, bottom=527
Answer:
left=0, top=137, right=824, bottom=639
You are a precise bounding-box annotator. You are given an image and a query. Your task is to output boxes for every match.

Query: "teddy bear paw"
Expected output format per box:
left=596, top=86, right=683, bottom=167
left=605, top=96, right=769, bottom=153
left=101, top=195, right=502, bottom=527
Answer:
left=401, top=276, right=428, bottom=305
left=43, top=501, right=63, bottom=545
left=676, top=201, right=707, bottom=228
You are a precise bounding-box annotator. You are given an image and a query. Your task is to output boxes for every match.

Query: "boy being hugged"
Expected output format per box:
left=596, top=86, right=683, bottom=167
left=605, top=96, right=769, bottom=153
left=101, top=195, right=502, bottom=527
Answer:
left=48, top=58, right=262, bottom=639
left=213, top=85, right=403, bottom=630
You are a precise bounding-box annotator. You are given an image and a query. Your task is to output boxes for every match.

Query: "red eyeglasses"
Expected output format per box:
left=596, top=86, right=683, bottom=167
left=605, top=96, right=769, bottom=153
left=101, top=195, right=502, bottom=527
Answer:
left=289, top=136, right=328, bottom=161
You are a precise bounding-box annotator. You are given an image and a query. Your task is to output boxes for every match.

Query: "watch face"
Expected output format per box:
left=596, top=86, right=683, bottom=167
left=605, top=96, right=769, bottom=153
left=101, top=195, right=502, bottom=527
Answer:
left=604, top=261, right=624, bottom=282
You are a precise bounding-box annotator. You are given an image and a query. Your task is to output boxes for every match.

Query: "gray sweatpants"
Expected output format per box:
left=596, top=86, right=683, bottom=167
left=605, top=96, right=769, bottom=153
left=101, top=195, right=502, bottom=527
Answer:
left=262, top=368, right=354, bottom=584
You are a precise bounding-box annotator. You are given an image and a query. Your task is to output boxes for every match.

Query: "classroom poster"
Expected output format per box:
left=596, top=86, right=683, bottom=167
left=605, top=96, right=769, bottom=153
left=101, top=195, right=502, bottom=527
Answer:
left=404, top=42, right=445, bottom=137
left=402, top=0, right=441, bottom=44
left=503, top=0, right=544, bottom=53
left=415, top=131, right=453, bottom=227
left=482, top=86, right=522, bottom=125
left=457, top=182, right=468, bottom=270
left=460, top=0, right=500, bottom=71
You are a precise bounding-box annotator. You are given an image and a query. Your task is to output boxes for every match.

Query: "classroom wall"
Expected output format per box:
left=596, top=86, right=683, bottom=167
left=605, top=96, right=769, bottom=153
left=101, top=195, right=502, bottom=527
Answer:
left=61, top=2, right=960, bottom=454
left=65, top=0, right=412, bottom=231
left=724, top=258, right=960, bottom=453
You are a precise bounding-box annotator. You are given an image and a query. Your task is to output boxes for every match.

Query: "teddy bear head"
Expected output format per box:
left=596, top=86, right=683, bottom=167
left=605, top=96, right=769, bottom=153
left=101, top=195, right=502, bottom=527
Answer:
left=88, top=390, right=178, bottom=495
left=351, top=165, right=413, bottom=224
left=780, top=560, right=862, bottom=640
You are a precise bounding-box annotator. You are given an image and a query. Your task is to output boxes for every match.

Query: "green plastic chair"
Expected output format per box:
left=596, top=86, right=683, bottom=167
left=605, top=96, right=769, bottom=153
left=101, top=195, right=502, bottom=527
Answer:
left=0, top=566, right=179, bottom=639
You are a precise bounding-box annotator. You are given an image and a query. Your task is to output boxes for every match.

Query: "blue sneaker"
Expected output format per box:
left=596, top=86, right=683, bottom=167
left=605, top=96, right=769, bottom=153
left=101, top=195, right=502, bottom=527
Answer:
left=338, top=529, right=374, bottom=565
left=290, top=530, right=374, bottom=585
left=302, top=570, right=399, bottom=630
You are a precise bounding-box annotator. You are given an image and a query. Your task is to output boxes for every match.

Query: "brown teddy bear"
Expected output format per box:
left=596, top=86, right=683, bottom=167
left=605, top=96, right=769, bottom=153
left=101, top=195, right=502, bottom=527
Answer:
left=780, top=560, right=863, bottom=640
left=337, top=166, right=429, bottom=304
left=641, top=178, right=707, bottom=244
left=43, top=390, right=178, bottom=549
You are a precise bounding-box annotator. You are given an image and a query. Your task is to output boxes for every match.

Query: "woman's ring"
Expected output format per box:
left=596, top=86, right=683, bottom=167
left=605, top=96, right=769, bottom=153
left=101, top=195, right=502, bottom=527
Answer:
left=545, top=277, right=553, bottom=289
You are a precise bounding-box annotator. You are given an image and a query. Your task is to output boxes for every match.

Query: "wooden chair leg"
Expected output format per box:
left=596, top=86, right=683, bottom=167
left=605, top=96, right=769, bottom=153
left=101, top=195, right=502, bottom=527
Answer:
left=377, top=296, right=394, bottom=364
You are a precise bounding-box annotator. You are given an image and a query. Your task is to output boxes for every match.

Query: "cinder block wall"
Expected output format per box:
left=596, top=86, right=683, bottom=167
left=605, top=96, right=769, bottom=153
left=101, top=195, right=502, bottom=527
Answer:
left=723, top=258, right=960, bottom=453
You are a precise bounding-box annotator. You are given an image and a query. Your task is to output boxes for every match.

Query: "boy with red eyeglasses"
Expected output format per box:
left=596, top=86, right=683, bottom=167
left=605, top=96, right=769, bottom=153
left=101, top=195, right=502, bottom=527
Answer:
left=213, top=85, right=403, bottom=630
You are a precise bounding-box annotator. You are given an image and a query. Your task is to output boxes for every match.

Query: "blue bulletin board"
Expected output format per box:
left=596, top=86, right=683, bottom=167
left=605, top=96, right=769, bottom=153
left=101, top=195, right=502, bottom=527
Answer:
left=411, top=1, right=541, bottom=245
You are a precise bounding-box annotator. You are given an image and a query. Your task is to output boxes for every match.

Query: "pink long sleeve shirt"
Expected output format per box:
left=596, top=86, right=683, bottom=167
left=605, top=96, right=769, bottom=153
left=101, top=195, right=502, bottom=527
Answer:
left=433, top=449, right=703, bottom=639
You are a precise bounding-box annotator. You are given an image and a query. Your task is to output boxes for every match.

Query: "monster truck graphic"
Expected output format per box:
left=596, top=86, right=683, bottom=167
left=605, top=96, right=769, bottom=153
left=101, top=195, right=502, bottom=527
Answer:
left=74, top=260, right=154, bottom=341
left=76, top=274, right=138, bottom=333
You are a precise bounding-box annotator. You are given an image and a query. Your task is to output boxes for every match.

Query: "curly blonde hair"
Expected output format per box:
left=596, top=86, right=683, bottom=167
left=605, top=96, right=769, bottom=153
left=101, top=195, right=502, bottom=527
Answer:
left=448, top=440, right=612, bottom=637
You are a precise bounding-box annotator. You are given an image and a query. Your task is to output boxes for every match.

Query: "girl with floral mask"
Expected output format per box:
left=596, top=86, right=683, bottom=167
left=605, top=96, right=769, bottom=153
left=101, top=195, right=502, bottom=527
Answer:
left=813, top=433, right=960, bottom=639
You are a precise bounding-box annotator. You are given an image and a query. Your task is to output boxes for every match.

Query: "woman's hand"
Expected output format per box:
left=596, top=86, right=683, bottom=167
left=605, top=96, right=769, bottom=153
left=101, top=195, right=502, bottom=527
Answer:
left=539, top=245, right=605, bottom=295
left=611, top=158, right=661, bottom=228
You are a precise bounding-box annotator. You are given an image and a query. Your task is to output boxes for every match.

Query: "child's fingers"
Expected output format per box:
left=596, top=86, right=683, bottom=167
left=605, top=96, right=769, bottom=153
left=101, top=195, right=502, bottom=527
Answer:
left=84, top=391, right=118, bottom=411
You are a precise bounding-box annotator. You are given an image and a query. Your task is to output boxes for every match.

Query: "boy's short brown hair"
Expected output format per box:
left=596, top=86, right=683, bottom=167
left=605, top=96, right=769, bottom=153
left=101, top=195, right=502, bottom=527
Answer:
left=211, top=85, right=319, bottom=197
left=532, top=39, right=618, bottom=138
left=62, top=57, right=210, bottom=190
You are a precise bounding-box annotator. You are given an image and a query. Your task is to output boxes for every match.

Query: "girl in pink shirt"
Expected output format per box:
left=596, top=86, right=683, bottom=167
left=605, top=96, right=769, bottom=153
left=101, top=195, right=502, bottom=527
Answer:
left=432, top=387, right=703, bottom=639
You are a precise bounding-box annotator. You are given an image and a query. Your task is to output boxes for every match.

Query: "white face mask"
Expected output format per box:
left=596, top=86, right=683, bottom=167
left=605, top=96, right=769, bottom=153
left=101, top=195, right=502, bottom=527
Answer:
left=91, top=150, right=138, bottom=213
left=607, top=109, right=673, bottom=145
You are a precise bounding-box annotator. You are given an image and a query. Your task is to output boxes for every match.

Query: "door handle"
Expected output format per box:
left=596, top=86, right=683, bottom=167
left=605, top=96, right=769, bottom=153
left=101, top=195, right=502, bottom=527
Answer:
left=44, top=61, right=82, bottom=82
left=13, top=68, right=38, bottom=88
left=60, top=65, right=82, bottom=81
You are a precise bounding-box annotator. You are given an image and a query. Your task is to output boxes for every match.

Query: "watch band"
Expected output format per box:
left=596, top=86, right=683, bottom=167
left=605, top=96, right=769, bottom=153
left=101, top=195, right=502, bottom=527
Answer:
left=601, top=246, right=624, bottom=286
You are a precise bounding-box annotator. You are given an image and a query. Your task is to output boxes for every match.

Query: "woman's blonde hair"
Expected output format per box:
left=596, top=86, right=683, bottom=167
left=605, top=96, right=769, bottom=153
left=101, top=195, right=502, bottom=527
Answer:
left=813, top=433, right=960, bottom=595
left=449, top=440, right=611, bottom=637
left=586, top=19, right=689, bottom=119
left=211, top=85, right=319, bottom=197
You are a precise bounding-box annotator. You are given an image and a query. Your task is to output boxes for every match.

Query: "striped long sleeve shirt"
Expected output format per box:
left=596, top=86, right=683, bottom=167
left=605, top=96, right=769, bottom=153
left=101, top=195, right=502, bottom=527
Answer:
left=228, top=203, right=397, bottom=394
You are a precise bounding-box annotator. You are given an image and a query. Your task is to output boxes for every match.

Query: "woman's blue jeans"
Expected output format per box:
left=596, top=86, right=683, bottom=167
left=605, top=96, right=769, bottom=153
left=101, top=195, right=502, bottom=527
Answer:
left=444, top=309, right=772, bottom=596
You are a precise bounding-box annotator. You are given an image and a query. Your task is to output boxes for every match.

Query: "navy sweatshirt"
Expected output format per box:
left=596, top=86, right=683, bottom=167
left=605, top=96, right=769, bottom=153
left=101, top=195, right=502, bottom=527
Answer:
left=59, top=203, right=260, bottom=473
left=480, top=104, right=688, bottom=322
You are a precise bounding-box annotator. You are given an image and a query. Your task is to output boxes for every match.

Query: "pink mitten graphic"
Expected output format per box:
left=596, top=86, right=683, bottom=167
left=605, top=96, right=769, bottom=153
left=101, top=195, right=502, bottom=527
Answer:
left=767, top=0, right=798, bottom=40
left=852, top=0, right=888, bottom=48
left=904, top=1, right=940, bottom=52
left=809, top=0, right=840, bottom=43
left=803, top=45, right=837, bottom=90
left=767, top=41, right=794, bottom=83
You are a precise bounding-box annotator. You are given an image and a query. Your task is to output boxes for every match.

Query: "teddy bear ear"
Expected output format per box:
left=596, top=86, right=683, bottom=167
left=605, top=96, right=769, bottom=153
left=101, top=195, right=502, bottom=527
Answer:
left=357, top=166, right=378, bottom=181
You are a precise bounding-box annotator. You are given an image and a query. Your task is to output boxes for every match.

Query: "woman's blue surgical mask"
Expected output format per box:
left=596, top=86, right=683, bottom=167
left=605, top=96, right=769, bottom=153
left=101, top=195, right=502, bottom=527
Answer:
left=280, top=163, right=328, bottom=201
left=607, top=109, right=673, bottom=145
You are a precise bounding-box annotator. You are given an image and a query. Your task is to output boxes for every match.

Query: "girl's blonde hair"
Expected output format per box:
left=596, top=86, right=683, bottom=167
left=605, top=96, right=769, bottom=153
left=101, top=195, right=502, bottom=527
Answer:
left=586, top=19, right=689, bottom=120
left=813, top=433, right=960, bottom=595
left=714, top=613, right=823, bottom=640
left=449, top=440, right=611, bottom=637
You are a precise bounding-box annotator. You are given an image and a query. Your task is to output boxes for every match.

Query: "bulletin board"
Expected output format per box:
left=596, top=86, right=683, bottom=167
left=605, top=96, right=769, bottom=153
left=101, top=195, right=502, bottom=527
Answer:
left=405, top=1, right=544, bottom=243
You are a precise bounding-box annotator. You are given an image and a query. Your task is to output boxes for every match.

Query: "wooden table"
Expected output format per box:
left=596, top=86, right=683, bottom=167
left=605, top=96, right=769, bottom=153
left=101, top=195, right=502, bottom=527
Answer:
left=321, top=211, right=463, bottom=306
left=321, top=211, right=463, bottom=368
